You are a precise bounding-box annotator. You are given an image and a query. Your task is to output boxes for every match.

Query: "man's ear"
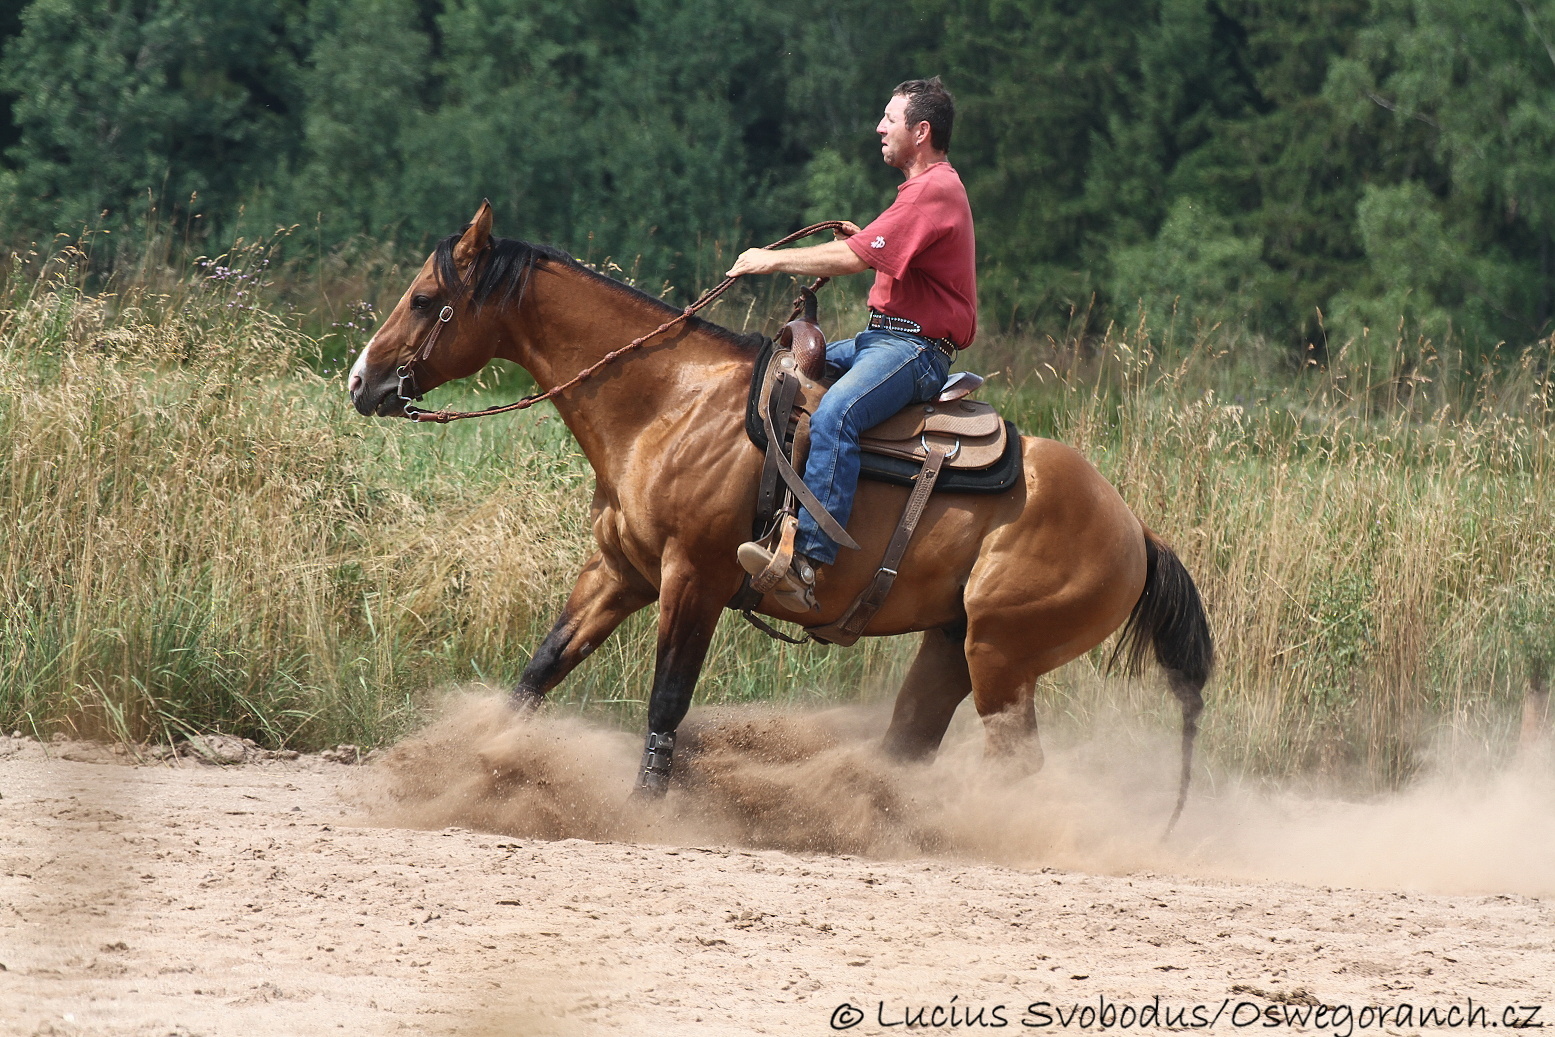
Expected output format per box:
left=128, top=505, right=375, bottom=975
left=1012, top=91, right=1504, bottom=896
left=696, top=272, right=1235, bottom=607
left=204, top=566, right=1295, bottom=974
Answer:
left=454, top=200, right=494, bottom=268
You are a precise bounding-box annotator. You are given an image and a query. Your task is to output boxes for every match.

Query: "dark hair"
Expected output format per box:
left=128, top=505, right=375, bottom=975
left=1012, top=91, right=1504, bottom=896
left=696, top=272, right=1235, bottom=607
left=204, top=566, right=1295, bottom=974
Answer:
left=433, top=229, right=572, bottom=308
left=894, top=76, right=955, bottom=153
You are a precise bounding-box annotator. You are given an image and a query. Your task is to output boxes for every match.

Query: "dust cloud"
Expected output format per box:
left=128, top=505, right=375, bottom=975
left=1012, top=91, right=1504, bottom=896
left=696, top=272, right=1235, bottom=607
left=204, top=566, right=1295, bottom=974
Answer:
left=364, top=691, right=1555, bottom=898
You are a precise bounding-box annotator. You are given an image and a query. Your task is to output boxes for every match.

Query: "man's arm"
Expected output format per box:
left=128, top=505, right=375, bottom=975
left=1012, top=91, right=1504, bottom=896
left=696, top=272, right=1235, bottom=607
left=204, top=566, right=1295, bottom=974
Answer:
left=726, top=237, right=870, bottom=279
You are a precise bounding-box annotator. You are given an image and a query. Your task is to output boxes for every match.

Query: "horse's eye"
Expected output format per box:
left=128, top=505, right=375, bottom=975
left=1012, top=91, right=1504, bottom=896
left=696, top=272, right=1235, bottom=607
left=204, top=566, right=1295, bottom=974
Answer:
left=411, top=294, right=433, bottom=311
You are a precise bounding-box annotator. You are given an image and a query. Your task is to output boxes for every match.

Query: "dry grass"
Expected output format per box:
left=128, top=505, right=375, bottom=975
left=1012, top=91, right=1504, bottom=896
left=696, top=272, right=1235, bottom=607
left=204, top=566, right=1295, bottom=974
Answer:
left=1000, top=318, right=1555, bottom=787
left=0, top=241, right=905, bottom=749
left=1, top=241, right=1551, bottom=785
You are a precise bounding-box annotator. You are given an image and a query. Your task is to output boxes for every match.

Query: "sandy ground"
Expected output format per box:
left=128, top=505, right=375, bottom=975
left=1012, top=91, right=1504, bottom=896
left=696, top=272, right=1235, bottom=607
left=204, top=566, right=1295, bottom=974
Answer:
left=3, top=695, right=1554, bottom=1036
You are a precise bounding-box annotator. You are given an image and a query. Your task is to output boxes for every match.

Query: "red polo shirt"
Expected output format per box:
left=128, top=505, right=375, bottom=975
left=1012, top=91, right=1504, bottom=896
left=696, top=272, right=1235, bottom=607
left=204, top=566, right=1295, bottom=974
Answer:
left=845, top=161, right=977, bottom=347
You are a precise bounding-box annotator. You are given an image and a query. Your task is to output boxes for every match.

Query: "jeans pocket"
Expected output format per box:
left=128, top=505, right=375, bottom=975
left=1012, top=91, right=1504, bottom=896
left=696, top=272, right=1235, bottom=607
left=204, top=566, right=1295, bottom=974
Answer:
left=913, top=347, right=948, bottom=400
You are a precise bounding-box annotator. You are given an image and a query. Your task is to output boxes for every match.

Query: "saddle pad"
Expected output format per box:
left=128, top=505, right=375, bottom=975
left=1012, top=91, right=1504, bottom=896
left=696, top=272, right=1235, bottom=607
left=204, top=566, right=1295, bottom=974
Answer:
left=744, top=340, right=1023, bottom=495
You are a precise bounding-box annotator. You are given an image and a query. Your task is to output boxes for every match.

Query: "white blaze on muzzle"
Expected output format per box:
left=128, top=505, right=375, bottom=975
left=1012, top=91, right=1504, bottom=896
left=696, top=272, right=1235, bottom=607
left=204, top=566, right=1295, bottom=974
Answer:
left=348, top=336, right=375, bottom=393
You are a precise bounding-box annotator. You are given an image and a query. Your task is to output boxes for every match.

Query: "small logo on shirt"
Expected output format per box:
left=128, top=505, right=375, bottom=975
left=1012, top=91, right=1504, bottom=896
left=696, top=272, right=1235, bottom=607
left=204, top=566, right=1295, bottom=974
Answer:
left=870, top=235, right=886, bottom=249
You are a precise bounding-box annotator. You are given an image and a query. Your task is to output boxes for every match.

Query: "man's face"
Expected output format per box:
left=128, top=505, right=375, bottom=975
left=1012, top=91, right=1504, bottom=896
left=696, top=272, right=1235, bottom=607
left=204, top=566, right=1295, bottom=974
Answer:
left=876, top=93, right=922, bottom=170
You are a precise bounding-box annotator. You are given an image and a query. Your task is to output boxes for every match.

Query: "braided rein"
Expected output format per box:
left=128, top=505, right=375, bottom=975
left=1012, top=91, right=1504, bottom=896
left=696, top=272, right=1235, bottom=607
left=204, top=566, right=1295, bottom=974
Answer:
left=398, top=221, right=850, bottom=424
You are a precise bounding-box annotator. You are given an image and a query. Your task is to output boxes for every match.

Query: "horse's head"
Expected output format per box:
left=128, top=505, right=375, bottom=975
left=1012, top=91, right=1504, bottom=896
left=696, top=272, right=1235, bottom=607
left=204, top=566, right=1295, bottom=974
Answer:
left=349, top=201, right=503, bottom=417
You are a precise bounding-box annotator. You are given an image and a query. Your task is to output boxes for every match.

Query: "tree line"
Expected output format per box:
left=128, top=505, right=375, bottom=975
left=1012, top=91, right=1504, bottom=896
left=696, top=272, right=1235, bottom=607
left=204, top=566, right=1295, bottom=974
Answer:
left=1, top=0, right=1552, bottom=359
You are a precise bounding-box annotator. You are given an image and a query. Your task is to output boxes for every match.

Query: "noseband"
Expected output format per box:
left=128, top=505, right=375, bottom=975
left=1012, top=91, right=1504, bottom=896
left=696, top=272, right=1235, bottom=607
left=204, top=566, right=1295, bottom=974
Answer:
left=396, top=303, right=452, bottom=405
left=393, top=222, right=849, bottom=424
left=395, top=244, right=489, bottom=419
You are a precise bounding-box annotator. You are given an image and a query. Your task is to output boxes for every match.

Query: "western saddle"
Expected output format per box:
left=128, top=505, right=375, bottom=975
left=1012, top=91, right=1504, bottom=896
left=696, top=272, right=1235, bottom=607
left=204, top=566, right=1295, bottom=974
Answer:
left=731, top=304, right=1021, bottom=646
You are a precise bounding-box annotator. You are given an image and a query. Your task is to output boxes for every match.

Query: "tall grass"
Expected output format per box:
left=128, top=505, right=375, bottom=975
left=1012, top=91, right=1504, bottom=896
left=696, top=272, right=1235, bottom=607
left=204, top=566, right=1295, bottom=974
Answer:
left=0, top=239, right=905, bottom=748
left=1, top=238, right=1551, bottom=787
left=1006, top=316, right=1555, bottom=786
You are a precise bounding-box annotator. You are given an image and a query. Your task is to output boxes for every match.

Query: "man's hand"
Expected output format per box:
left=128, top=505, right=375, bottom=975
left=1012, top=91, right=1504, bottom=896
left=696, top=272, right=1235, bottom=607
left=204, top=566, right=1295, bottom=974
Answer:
left=727, top=247, right=779, bottom=278
left=833, top=221, right=862, bottom=239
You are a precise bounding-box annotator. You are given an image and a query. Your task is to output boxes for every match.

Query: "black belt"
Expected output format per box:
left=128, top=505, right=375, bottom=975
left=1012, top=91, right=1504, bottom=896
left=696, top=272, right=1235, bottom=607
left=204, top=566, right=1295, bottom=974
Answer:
left=867, top=311, right=959, bottom=361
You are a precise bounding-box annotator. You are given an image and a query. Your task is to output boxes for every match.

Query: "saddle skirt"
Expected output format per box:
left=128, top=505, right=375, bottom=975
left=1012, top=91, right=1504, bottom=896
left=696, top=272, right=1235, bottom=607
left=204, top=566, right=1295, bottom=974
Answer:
left=861, top=398, right=1006, bottom=468
left=757, top=347, right=1010, bottom=472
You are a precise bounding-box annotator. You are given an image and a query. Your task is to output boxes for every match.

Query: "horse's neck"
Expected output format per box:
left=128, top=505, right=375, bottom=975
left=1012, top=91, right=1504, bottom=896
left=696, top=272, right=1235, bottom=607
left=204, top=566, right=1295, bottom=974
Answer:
left=499, top=264, right=751, bottom=479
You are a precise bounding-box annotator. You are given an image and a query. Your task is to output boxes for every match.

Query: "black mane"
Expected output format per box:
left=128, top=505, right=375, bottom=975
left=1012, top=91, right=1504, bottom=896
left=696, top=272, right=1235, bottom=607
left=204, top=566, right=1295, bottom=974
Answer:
left=432, top=231, right=572, bottom=309
left=432, top=228, right=765, bottom=352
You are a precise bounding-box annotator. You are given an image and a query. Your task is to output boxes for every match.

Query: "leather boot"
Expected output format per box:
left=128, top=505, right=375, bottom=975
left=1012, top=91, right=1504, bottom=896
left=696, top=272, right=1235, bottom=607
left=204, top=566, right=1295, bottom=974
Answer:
left=736, top=541, right=820, bottom=613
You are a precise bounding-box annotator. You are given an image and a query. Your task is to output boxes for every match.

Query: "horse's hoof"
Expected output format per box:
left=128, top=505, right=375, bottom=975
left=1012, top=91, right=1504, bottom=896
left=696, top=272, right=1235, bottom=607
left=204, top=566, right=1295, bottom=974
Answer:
left=984, top=745, right=1044, bottom=779
left=879, top=731, right=940, bottom=764
left=633, top=770, right=670, bottom=798
left=508, top=689, right=544, bottom=714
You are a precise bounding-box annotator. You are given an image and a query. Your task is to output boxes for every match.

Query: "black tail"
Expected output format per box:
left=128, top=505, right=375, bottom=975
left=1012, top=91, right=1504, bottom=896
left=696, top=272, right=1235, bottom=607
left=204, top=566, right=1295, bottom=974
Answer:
left=1109, top=532, right=1214, bottom=837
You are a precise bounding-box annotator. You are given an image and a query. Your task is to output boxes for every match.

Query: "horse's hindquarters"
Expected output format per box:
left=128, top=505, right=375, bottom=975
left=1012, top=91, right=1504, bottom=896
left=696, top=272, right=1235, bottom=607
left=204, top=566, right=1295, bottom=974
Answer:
left=961, top=437, right=1148, bottom=688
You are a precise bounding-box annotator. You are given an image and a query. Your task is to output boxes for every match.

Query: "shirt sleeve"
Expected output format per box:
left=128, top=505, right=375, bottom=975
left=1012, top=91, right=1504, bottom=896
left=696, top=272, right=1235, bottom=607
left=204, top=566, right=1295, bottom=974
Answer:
left=845, top=187, right=946, bottom=281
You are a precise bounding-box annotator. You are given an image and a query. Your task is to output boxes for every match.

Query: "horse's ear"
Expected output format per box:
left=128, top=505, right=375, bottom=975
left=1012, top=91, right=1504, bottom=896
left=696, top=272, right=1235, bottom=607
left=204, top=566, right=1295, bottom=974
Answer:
left=454, top=200, right=493, bottom=266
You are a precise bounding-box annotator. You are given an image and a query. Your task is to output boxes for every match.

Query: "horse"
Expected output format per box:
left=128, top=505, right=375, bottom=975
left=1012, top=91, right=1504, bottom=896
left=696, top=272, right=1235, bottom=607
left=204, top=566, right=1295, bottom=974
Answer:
left=349, top=203, right=1213, bottom=822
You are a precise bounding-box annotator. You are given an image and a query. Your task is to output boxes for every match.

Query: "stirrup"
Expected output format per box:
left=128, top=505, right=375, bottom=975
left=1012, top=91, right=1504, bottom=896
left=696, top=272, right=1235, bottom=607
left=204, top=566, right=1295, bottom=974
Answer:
left=744, top=513, right=799, bottom=593
left=737, top=524, right=819, bottom=613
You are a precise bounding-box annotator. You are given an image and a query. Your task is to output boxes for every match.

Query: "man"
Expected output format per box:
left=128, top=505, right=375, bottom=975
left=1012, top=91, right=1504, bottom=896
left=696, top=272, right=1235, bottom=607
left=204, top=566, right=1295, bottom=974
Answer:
left=728, top=76, right=977, bottom=612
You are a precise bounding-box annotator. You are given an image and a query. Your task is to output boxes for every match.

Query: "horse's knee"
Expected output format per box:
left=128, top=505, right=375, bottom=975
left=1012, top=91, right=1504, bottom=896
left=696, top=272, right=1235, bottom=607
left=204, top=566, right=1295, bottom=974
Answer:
left=883, top=628, right=973, bottom=762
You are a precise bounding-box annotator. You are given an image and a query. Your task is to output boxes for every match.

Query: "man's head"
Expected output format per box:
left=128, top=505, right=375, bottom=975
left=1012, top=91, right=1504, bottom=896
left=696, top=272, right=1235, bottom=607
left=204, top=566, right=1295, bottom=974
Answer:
left=876, top=76, right=955, bottom=173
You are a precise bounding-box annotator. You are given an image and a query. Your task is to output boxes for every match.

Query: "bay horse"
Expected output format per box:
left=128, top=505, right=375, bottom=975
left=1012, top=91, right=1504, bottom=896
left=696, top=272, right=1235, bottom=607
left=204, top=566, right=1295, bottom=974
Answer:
left=349, top=203, right=1213, bottom=823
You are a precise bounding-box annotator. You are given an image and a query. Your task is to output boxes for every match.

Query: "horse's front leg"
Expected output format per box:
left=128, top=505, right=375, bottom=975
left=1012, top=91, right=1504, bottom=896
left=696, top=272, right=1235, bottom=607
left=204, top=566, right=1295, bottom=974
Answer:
left=512, top=549, right=655, bottom=707
left=881, top=625, right=974, bottom=761
left=636, top=571, right=728, bottom=795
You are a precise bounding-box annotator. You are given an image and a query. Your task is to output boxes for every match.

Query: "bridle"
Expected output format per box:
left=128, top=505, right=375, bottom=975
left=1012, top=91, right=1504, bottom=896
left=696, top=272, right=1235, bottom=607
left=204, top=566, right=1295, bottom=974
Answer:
left=393, top=221, right=850, bottom=424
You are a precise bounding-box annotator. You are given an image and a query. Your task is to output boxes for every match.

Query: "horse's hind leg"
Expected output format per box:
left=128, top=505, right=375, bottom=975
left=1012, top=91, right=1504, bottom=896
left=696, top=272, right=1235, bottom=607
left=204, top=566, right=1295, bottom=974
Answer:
left=881, top=626, right=973, bottom=761
left=965, top=637, right=1044, bottom=771
left=512, top=549, right=654, bottom=707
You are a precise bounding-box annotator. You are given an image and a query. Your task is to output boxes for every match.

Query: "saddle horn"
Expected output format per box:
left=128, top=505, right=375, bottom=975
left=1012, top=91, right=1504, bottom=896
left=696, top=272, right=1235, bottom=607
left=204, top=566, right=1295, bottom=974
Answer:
left=775, top=283, right=828, bottom=381
left=777, top=319, right=827, bottom=381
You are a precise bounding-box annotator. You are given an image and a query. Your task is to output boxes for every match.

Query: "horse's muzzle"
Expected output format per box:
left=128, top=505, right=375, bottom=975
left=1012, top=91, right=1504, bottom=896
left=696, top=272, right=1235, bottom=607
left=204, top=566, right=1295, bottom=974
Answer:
left=351, top=374, right=407, bottom=418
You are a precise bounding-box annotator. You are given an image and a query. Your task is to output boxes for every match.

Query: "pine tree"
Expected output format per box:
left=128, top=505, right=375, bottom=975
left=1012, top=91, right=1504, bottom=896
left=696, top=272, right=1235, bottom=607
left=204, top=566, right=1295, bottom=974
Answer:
left=1327, top=0, right=1555, bottom=350
left=1, top=0, right=302, bottom=240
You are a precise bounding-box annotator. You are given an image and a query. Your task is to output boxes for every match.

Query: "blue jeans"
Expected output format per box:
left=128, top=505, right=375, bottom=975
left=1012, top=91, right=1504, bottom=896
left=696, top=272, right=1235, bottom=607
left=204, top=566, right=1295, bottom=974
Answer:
left=794, top=329, right=952, bottom=565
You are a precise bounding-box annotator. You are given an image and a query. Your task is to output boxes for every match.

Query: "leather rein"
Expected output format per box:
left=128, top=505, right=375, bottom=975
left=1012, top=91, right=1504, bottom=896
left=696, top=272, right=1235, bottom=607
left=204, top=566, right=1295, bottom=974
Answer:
left=396, top=221, right=850, bottom=424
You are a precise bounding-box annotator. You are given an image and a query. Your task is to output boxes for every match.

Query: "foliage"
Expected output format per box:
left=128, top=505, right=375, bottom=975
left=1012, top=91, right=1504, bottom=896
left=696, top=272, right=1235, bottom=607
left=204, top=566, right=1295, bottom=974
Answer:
left=1108, top=197, right=1268, bottom=337
left=1328, top=181, right=1470, bottom=360
left=0, top=0, right=303, bottom=236
left=1324, top=0, right=1555, bottom=355
left=0, top=0, right=1553, bottom=354
left=291, top=0, right=432, bottom=241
